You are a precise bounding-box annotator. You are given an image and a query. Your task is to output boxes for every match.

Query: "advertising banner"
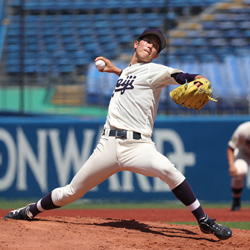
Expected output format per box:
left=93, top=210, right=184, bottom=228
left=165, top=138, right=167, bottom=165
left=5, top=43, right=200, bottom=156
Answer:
left=0, top=115, right=249, bottom=202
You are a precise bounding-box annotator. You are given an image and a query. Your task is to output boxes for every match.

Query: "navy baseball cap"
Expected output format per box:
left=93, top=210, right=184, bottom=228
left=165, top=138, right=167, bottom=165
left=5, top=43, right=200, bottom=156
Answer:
left=138, top=28, right=166, bottom=53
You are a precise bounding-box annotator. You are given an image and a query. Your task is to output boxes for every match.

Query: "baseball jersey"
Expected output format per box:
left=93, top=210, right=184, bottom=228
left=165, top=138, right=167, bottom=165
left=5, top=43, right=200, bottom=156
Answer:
left=228, top=121, right=250, bottom=156
left=104, top=62, right=183, bottom=137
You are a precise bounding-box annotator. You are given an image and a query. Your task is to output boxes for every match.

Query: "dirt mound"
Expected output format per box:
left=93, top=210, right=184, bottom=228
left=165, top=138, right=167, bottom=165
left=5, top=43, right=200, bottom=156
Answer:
left=0, top=209, right=249, bottom=249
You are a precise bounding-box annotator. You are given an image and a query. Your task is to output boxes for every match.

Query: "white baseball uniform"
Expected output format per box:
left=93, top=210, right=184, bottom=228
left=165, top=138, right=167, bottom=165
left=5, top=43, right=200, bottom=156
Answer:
left=51, top=62, right=186, bottom=206
left=228, top=121, right=250, bottom=189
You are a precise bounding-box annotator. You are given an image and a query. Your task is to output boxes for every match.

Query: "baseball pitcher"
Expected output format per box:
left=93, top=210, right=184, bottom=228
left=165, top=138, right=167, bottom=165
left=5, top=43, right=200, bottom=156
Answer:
left=3, top=28, right=232, bottom=240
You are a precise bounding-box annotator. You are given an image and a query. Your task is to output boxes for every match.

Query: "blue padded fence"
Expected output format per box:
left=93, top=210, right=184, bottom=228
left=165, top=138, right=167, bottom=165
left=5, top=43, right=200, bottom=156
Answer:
left=0, top=114, right=249, bottom=202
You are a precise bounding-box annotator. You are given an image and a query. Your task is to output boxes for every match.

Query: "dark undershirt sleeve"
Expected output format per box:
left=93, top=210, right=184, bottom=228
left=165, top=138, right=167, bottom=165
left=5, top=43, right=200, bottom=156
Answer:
left=171, top=72, right=199, bottom=85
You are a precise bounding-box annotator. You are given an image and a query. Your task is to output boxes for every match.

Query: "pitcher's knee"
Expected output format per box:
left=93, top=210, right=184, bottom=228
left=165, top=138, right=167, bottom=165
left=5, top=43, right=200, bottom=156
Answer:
left=158, top=164, right=185, bottom=190
left=231, top=176, right=245, bottom=189
left=52, top=184, right=83, bottom=207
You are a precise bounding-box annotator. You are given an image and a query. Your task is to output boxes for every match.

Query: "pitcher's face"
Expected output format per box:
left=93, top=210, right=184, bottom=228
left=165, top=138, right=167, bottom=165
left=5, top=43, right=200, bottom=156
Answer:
left=134, top=35, right=160, bottom=63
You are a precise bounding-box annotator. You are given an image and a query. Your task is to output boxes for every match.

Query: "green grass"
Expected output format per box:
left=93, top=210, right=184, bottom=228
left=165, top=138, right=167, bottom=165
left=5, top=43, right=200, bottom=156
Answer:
left=1, top=198, right=250, bottom=210
left=1, top=198, right=245, bottom=210
left=1, top=199, right=249, bottom=230
left=170, top=221, right=250, bottom=230
left=0, top=199, right=188, bottom=209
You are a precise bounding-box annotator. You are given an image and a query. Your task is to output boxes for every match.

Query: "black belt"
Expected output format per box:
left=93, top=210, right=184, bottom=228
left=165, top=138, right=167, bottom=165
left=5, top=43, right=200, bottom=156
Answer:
left=106, top=129, right=141, bottom=140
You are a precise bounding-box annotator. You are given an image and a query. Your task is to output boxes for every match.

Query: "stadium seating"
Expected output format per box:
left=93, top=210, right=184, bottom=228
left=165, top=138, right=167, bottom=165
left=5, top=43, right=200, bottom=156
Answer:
left=9, top=0, right=228, bottom=10
left=1, top=0, right=250, bottom=114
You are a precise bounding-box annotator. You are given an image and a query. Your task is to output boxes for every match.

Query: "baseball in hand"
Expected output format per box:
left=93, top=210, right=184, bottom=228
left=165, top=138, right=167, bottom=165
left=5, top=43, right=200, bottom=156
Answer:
left=95, top=60, right=106, bottom=70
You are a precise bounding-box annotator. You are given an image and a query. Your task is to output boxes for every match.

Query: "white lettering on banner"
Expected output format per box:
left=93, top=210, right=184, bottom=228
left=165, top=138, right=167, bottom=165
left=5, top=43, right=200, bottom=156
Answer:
left=108, top=175, right=122, bottom=191
left=108, top=172, right=152, bottom=192
left=122, top=172, right=134, bottom=192
left=136, top=174, right=152, bottom=192
left=0, top=127, right=98, bottom=193
left=17, top=128, right=48, bottom=192
left=0, top=126, right=196, bottom=194
left=154, top=129, right=196, bottom=174
left=0, top=128, right=16, bottom=191
left=49, top=128, right=94, bottom=187
left=153, top=178, right=170, bottom=192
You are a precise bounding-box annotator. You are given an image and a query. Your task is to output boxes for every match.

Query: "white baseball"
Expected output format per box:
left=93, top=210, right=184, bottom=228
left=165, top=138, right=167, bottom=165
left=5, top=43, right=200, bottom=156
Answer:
left=95, top=60, right=106, bottom=70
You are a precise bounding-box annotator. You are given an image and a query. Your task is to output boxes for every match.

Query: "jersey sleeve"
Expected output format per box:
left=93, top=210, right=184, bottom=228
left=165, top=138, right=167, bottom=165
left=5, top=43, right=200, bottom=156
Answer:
left=228, top=126, right=243, bottom=149
left=148, top=63, right=183, bottom=89
left=228, top=133, right=238, bottom=149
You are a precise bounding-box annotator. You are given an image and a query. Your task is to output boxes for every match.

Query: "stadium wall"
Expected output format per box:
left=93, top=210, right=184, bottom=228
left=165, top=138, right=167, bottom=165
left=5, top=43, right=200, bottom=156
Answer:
left=0, top=115, right=249, bottom=202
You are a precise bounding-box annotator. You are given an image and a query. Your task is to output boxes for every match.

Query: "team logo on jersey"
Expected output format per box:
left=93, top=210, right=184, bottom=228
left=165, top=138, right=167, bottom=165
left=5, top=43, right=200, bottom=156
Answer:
left=113, top=75, right=136, bottom=95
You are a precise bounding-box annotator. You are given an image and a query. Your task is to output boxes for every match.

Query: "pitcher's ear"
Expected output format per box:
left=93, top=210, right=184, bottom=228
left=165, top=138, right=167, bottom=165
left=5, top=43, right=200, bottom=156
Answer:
left=134, top=40, right=139, bottom=49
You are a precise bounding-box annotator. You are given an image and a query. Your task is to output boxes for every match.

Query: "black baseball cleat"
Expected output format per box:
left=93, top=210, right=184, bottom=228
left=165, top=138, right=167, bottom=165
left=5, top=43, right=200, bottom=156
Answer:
left=3, top=204, right=34, bottom=221
left=231, top=200, right=241, bottom=211
left=199, top=214, right=232, bottom=240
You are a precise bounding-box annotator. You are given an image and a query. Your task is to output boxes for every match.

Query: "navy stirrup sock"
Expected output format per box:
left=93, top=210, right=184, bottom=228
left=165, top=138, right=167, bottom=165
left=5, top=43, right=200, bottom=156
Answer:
left=172, top=179, right=205, bottom=221
left=29, top=192, right=60, bottom=217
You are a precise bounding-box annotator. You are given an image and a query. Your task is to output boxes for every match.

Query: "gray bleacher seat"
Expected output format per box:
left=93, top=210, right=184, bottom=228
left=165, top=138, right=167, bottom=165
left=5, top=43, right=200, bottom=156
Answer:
left=233, top=14, right=250, bottom=21
left=214, top=13, right=232, bottom=21
left=228, top=7, right=250, bottom=14
left=190, top=38, right=207, bottom=46
left=202, top=21, right=218, bottom=29
left=225, top=29, right=242, bottom=38
left=243, top=30, right=250, bottom=37
left=6, top=65, right=21, bottom=73
left=185, top=30, right=203, bottom=38
left=170, top=38, right=189, bottom=46
left=5, top=44, right=20, bottom=52
left=72, top=50, right=89, bottom=66
left=217, top=21, right=237, bottom=30
left=230, top=38, right=249, bottom=46
left=238, top=21, right=250, bottom=29
left=205, top=30, right=224, bottom=38
left=209, top=38, right=228, bottom=46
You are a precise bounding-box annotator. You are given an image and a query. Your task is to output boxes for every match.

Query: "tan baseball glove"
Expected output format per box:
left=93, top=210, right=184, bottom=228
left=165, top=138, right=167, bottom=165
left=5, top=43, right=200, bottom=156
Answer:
left=169, top=78, right=217, bottom=110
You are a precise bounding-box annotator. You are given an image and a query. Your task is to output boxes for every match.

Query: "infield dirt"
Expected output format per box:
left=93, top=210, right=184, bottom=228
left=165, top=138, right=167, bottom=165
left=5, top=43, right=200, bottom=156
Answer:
left=0, top=208, right=249, bottom=249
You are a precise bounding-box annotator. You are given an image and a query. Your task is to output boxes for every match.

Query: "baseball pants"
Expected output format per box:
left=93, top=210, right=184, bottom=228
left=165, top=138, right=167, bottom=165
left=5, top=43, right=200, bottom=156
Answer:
left=51, top=132, right=186, bottom=207
left=231, top=148, right=250, bottom=189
